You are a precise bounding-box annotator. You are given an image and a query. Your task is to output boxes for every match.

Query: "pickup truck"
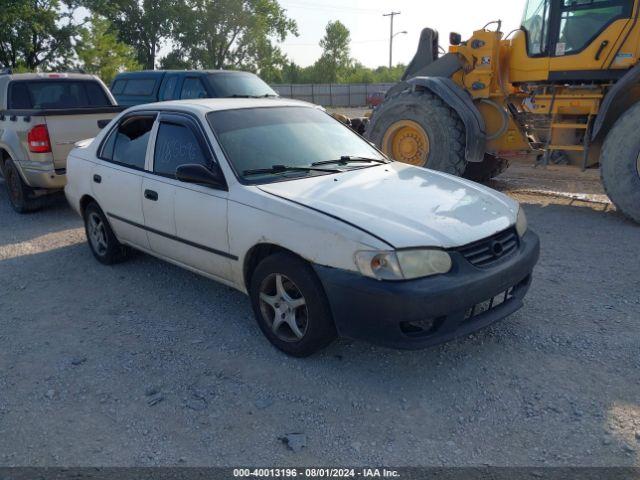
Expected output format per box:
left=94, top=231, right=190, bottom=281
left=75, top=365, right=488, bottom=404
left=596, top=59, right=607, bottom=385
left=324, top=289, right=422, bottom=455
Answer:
left=110, top=70, right=278, bottom=106
left=0, top=71, right=123, bottom=213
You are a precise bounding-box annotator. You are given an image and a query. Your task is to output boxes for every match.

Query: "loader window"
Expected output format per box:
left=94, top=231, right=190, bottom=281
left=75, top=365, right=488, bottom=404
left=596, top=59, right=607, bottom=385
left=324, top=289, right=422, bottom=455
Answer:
left=557, top=0, right=631, bottom=55
left=522, top=0, right=551, bottom=56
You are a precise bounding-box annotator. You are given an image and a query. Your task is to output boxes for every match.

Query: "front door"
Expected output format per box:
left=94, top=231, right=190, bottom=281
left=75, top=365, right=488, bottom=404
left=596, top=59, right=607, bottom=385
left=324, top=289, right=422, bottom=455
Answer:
left=143, top=113, right=232, bottom=281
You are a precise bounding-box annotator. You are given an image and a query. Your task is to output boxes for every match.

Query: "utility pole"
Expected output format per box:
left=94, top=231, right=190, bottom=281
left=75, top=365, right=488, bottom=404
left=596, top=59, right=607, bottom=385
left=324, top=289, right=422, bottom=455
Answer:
left=383, top=11, right=401, bottom=68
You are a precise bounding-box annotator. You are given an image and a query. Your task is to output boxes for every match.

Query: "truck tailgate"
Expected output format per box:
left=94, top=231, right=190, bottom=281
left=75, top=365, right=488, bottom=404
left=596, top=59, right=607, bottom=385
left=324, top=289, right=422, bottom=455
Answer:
left=45, top=112, right=120, bottom=169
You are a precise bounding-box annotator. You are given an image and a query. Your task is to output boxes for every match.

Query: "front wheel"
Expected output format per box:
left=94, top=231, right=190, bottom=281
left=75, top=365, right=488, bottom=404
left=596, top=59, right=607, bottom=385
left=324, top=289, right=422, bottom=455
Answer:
left=249, top=253, right=337, bottom=357
left=366, top=89, right=467, bottom=176
left=600, top=102, right=640, bottom=223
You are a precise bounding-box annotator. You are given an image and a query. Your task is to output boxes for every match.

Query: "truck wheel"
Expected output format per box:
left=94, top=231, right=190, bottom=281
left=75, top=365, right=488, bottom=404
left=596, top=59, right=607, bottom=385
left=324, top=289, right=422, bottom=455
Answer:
left=464, top=154, right=510, bottom=182
left=249, top=253, right=337, bottom=357
left=600, top=102, right=640, bottom=223
left=83, top=202, right=129, bottom=264
left=4, top=159, right=42, bottom=213
left=366, top=89, right=466, bottom=176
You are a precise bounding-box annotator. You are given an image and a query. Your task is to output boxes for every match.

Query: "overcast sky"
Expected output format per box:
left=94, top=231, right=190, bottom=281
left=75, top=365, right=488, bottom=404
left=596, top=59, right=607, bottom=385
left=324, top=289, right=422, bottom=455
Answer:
left=277, top=0, right=527, bottom=68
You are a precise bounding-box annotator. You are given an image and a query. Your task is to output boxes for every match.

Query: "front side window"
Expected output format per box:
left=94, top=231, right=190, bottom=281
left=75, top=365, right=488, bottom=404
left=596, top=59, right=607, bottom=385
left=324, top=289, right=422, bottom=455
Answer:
left=207, top=106, right=385, bottom=184
left=558, top=0, right=631, bottom=55
left=100, top=115, right=155, bottom=170
left=522, top=0, right=551, bottom=56
left=180, top=78, right=208, bottom=99
left=153, top=122, right=209, bottom=177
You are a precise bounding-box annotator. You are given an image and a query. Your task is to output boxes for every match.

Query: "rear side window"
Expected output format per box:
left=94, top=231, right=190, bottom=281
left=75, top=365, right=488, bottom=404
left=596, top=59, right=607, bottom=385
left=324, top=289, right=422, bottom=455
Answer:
left=122, top=78, right=156, bottom=96
left=180, top=78, right=208, bottom=99
left=153, top=122, right=208, bottom=177
left=160, top=76, right=178, bottom=100
left=100, top=115, right=155, bottom=170
left=8, top=80, right=111, bottom=109
left=111, top=80, right=126, bottom=94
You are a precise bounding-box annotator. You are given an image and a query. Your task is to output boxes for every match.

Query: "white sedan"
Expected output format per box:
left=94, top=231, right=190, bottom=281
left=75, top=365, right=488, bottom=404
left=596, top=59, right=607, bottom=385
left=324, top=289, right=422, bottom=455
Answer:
left=65, top=98, right=539, bottom=356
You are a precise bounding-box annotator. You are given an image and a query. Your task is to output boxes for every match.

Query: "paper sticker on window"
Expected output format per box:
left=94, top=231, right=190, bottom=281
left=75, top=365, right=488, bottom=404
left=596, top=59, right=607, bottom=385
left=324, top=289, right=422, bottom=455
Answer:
left=555, top=42, right=566, bottom=56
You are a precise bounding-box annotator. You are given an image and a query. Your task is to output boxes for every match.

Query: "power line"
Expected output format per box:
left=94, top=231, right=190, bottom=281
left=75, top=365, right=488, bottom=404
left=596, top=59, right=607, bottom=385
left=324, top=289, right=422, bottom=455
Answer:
left=282, top=1, right=381, bottom=14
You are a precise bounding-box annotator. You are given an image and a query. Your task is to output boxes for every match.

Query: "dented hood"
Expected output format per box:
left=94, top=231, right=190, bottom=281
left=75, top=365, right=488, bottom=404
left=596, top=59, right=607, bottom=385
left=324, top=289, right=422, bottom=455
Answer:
left=257, top=162, right=519, bottom=249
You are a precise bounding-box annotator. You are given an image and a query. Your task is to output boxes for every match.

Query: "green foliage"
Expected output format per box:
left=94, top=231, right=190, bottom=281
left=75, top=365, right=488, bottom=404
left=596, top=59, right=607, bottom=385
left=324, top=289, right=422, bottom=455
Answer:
left=163, top=0, right=298, bottom=76
left=76, top=16, right=142, bottom=84
left=84, top=0, right=175, bottom=69
left=314, top=20, right=352, bottom=83
left=0, top=0, right=78, bottom=70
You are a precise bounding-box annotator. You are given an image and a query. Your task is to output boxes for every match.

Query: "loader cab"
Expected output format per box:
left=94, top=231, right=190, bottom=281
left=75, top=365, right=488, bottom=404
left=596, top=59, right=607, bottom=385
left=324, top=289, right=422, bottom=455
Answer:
left=511, top=0, right=636, bottom=83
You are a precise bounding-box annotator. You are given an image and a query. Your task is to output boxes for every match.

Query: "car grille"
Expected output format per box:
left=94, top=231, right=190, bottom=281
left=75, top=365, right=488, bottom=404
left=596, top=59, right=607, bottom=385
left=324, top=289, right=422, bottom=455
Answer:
left=457, top=228, right=519, bottom=267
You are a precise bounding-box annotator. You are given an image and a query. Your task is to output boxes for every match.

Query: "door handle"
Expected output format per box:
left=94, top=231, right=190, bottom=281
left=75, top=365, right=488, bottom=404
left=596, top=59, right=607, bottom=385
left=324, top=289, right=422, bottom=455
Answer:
left=595, top=40, right=609, bottom=61
left=93, top=174, right=102, bottom=183
left=144, top=189, right=158, bottom=201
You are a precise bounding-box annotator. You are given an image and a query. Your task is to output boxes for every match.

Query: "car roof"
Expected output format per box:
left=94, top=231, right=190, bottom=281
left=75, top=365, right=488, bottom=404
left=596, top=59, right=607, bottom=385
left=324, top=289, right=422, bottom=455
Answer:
left=1, top=72, right=99, bottom=81
left=113, top=70, right=258, bottom=79
left=126, top=97, right=318, bottom=113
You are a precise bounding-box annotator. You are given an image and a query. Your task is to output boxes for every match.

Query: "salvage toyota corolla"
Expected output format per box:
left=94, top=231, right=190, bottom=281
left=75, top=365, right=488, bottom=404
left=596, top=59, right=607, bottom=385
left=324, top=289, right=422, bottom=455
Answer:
left=65, top=98, right=540, bottom=357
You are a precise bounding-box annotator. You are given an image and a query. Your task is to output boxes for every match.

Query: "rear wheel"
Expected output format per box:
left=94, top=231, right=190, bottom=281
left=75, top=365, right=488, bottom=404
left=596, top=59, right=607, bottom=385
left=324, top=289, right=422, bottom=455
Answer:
left=83, top=202, right=129, bottom=264
left=249, top=253, right=337, bottom=357
left=366, top=89, right=466, bottom=175
left=4, top=159, right=42, bottom=213
left=600, top=102, right=640, bottom=223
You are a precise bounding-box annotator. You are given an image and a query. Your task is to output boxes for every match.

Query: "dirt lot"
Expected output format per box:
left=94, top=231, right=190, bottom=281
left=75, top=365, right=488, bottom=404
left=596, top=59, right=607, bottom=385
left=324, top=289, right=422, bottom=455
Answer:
left=1, top=164, right=639, bottom=467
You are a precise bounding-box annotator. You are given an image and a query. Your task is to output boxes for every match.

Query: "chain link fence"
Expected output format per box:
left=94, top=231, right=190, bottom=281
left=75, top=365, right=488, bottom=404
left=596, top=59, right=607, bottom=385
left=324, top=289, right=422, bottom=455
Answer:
left=270, top=83, right=395, bottom=107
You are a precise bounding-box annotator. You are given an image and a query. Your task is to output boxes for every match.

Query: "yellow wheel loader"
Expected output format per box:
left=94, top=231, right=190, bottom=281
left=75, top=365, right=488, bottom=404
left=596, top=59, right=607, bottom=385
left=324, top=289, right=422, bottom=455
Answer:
left=366, top=0, right=640, bottom=223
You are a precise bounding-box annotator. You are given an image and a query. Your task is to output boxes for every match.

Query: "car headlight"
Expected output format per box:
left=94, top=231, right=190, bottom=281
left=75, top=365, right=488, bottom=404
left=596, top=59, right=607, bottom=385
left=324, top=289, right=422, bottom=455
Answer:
left=355, top=249, right=452, bottom=281
left=516, top=207, right=528, bottom=238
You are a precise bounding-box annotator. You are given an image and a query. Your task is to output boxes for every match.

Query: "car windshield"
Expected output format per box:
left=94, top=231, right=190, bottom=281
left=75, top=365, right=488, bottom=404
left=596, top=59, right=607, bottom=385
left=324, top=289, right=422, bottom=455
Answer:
left=207, top=106, right=387, bottom=184
left=208, top=73, right=277, bottom=98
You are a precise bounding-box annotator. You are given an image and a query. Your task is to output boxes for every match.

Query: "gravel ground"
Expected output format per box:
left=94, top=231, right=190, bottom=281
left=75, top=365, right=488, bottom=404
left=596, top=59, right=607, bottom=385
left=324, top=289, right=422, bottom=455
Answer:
left=0, top=173, right=639, bottom=467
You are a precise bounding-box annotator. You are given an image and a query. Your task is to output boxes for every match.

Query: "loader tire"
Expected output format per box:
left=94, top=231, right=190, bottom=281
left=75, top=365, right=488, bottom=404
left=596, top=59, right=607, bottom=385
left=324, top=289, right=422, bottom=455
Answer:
left=464, top=154, right=510, bottom=182
left=600, top=102, right=640, bottom=223
left=366, top=89, right=467, bottom=176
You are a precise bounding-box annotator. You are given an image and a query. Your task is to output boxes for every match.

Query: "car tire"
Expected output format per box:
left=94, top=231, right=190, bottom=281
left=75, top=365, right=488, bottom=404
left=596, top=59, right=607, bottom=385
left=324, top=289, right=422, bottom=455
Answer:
left=366, top=89, right=466, bottom=175
left=249, top=253, right=337, bottom=357
left=83, top=202, right=129, bottom=265
left=4, top=159, right=43, bottom=213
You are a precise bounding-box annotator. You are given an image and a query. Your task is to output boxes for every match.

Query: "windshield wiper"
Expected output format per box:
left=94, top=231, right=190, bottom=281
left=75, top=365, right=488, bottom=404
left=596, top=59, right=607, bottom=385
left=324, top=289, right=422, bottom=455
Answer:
left=243, top=164, right=341, bottom=177
left=225, top=94, right=278, bottom=99
left=311, top=155, right=388, bottom=167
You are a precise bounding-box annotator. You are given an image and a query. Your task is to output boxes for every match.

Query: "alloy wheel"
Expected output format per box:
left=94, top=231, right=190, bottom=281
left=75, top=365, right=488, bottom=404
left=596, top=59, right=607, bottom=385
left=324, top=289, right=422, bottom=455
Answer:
left=259, top=273, right=309, bottom=342
left=87, top=212, right=109, bottom=256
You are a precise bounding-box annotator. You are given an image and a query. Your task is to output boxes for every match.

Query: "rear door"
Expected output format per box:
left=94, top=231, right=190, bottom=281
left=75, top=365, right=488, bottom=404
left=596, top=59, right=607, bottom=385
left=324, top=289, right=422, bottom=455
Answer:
left=91, top=113, right=156, bottom=249
left=143, top=112, right=231, bottom=280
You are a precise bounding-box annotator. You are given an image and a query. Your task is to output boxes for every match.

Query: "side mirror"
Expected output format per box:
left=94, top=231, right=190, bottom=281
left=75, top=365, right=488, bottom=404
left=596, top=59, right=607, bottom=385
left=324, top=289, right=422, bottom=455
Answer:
left=176, top=163, right=225, bottom=189
left=449, top=32, right=462, bottom=46
left=97, top=119, right=111, bottom=129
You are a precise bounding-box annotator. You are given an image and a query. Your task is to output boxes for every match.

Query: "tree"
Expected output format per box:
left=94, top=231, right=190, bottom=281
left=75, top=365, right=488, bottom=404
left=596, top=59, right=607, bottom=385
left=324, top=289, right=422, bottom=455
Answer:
left=76, top=16, right=141, bottom=84
left=314, top=20, right=352, bottom=83
left=84, top=0, right=174, bottom=69
left=0, top=0, right=78, bottom=71
left=164, top=0, right=297, bottom=74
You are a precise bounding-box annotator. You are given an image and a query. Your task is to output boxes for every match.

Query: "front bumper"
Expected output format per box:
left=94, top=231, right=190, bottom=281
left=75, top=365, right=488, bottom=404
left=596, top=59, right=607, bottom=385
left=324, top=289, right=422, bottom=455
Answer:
left=314, top=230, right=540, bottom=350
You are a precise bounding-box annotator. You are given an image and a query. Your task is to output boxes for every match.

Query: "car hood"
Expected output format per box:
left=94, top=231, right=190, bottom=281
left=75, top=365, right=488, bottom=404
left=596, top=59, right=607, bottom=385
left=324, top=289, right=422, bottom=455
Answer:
left=257, top=163, right=519, bottom=249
